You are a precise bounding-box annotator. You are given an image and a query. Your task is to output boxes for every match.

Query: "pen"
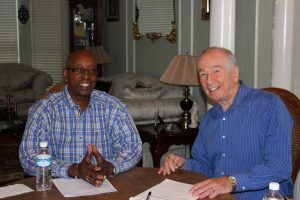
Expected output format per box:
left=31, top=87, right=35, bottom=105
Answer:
left=146, top=191, right=151, bottom=200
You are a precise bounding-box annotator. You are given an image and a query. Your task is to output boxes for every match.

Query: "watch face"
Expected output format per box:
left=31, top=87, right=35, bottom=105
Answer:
left=228, top=176, right=237, bottom=184
left=228, top=176, right=237, bottom=191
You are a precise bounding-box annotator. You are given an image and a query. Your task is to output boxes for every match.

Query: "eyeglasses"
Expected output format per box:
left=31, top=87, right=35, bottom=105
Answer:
left=66, top=67, right=98, bottom=75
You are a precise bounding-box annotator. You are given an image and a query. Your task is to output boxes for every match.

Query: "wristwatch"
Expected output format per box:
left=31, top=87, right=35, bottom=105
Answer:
left=227, top=176, right=237, bottom=192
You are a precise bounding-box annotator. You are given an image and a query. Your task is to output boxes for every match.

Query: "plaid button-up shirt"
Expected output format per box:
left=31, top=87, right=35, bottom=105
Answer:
left=19, top=86, right=142, bottom=177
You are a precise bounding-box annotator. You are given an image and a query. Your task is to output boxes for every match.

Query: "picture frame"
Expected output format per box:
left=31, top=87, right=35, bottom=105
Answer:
left=106, top=0, right=119, bottom=22
left=201, top=0, right=210, bottom=20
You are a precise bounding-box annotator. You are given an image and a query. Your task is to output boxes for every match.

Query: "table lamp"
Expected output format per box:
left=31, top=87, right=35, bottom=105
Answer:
left=85, top=46, right=111, bottom=76
left=160, top=55, right=200, bottom=129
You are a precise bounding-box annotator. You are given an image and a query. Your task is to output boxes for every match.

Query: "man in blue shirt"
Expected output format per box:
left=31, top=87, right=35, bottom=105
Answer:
left=19, top=50, right=142, bottom=187
left=158, top=47, right=293, bottom=199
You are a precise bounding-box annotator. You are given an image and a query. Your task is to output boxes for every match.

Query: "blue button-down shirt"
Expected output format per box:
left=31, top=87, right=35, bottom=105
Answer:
left=19, top=86, right=142, bottom=177
left=185, top=82, right=293, bottom=199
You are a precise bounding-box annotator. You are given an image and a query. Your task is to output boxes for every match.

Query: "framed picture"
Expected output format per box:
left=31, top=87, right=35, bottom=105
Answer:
left=106, top=0, right=119, bottom=22
left=201, top=0, right=210, bottom=20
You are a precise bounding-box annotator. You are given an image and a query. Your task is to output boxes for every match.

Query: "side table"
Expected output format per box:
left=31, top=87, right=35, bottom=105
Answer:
left=137, top=123, right=198, bottom=167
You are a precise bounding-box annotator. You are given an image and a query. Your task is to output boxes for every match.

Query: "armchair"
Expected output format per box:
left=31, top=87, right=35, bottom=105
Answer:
left=0, top=63, right=53, bottom=116
left=262, top=87, right=300, bottom=183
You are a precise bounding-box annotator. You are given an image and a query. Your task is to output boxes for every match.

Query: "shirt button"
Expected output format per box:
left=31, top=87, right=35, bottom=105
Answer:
left=221, top=172, right=224, bottom=175
left=223, top=117, right=226, bottom=120
left=222, top=135, right=226, bottom=139
left=79, top=136, right=82, bottom=140
left=222, top=153, right=226, bottom=157
left=242, top=186, right=246, bottom=190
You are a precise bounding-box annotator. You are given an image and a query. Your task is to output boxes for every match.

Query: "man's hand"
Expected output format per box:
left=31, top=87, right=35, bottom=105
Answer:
left=93, top=146, right=115, bottom=176
left=189, top=177, right=233, bottom=199
left=67, top=144, right=106, bottom=187
left=158, top=153, right=186, bottom=176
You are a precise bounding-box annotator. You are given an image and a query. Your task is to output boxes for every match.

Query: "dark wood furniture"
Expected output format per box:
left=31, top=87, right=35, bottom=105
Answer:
left=68, top=0, right=103, bottom=76
left=137, top=124, right=198, bottom=167
left=68, top=0, right=102, bottom=51
left=6, top=167, right=236, bottom=200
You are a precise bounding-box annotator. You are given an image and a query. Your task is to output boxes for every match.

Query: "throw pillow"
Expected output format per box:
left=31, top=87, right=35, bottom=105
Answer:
left=122, top=87, right=163, bottom=100
left=9, top=71, right=36, bottom=90
left=1, top=63, right=37, bottom=90
left=135, top=81, right=151, bottom=88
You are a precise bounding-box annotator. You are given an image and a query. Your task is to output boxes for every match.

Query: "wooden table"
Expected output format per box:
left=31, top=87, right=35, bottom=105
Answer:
left=137, top=124, right=198, bottom=167
left=4, top=167, right=236, bottom=200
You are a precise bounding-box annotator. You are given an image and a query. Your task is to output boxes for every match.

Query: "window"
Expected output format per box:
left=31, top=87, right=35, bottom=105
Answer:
left=138, top=0, right=174, bottom=35
left=0, top=0, right=19, bottom=63
left=134, top=0, right=176, bottom=43
left=31, top=0, right=67, bottom=84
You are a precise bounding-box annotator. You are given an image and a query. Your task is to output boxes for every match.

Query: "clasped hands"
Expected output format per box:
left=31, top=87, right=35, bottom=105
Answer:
left=68, top=144, right=114, bottom=187
left=158, top=153, right=233, bottom=199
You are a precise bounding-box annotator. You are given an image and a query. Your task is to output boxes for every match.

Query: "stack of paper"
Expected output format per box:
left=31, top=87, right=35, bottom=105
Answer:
left=52, top=178, right=117, bottom=197
left=0, top=184, right=33, bottom=198
left=129, top=179, right=197, bottom=200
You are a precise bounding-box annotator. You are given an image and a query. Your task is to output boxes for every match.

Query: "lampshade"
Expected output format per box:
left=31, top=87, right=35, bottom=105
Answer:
left=160, top=55, right=200, bottom=86
left=160, top=54, right=200, bottom=130
left=84, top=46, right=111, bottom=64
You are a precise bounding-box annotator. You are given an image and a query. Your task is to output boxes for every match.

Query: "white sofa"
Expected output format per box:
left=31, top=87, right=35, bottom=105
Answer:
left=99, top=73, right=200, bottom=167
left=99, top=72, right=199, bottom=126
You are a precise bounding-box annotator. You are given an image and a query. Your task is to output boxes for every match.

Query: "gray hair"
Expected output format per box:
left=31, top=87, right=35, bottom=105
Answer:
left=200, top=47, right=238, bottom=69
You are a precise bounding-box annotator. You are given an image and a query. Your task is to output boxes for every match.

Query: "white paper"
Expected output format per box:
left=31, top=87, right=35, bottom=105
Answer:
left=52, top=178, right=117, bottom=197
left=0, top=184, right=34, bottom=198
left=129, top=179, right=197, bottom=200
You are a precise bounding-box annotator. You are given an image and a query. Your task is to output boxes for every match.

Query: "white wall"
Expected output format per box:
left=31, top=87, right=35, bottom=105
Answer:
left=103, top=0, right=300, bottom=102
left=292, top=0, right=300, bottom=97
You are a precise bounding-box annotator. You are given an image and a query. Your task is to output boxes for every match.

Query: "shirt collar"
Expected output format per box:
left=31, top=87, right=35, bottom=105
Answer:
left=62, top=85, right=96, bottom=110
left=211, top=81, right=252, bottom=117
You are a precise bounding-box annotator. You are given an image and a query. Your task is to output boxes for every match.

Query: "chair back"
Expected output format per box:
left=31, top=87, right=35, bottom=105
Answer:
left=262, top=87, right=300, bottom=183
left=41, top=82, right=66, bottom=99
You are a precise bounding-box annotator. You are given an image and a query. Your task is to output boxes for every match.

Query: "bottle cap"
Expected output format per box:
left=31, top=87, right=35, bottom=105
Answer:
left=269, top=182, right=280, bottom=190
left=40, top=141, right=48, bottom=148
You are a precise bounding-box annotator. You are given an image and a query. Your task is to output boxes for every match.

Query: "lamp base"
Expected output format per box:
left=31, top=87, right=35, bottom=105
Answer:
left=179, top=86, right=193, bottom=130
left=178, top=111, right=191, bottom=130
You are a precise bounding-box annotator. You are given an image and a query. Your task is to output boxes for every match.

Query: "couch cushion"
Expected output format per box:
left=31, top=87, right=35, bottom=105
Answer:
left=161, top=86, right=183, bottom=99
left=123, top=98, right=182, bottom=124
left=0, top=63, right=37, bottom=90
left=10, top=71, right=36, bottom=90
left=122, top=87, right=164, bottom=100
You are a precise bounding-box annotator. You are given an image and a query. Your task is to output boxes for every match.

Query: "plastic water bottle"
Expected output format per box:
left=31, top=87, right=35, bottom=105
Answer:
left=262, top=182, right=284, bottom=200
left=36, top=141, right=52, bottom=191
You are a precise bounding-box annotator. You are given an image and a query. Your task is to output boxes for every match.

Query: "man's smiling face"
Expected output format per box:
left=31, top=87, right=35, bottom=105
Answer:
left=64, top=51, right=98, bottom=103
left=198, top=49, right=239, bottom=107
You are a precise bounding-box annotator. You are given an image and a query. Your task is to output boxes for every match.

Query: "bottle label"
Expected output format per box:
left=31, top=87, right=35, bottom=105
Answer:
left=37, top=154, right=52, bottom=167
